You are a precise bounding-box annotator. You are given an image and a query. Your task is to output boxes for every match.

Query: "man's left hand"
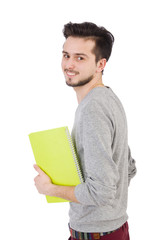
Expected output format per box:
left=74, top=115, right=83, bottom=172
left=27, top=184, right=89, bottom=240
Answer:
left=34, top=164, right=53, bottom=195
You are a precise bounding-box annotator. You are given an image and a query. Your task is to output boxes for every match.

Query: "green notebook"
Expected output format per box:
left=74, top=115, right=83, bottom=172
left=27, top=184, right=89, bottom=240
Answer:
left=29, top=126, right=83, bottom=203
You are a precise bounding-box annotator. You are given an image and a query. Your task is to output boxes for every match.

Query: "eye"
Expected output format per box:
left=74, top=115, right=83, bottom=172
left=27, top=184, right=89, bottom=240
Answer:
left=77, top=56, right=84, bottom=61
left=63, top=54, right=70, bottom=59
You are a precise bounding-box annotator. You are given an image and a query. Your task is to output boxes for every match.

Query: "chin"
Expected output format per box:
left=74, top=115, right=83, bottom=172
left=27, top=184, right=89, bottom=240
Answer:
left=66, top=81, right=77, bottom=87
left=65, top=74, right=94, bottom=87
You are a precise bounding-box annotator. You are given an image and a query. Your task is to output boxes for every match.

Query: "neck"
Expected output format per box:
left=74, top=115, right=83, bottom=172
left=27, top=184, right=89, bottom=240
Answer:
left=73, top=76, right=104, bottom=104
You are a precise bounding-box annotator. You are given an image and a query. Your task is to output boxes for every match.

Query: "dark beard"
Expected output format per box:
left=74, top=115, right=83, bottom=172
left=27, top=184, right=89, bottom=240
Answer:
left=66, top=75, right=94, bottom=87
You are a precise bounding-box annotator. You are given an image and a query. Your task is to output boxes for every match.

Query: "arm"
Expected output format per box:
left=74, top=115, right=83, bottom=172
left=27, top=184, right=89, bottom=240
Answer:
left=34, top=164, right=80, bottom=203
left=128, top=146, right=137, bottom=185
left=33, top=100, right=115, bottom=205
left=74, top=100, right=119, bottom=206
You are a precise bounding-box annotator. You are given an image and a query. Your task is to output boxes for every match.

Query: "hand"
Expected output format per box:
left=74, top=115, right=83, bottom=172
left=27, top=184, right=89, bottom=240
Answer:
left=33, top=164, right=53, bottom=195
left=33, top=165, right=79, bottom=203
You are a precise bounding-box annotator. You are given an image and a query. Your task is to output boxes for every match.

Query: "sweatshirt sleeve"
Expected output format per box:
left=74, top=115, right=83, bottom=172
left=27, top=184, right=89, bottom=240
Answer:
left=74, top=100, right=120, bottom=206
left=128, top=146, right=137, bottom=185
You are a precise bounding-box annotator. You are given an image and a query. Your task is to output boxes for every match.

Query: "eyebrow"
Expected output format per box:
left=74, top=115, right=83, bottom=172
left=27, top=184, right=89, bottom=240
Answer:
left=62, top=51, right=89, bottom=58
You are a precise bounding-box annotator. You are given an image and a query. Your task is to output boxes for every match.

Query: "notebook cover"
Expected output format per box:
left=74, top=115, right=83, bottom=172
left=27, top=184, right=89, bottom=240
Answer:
left=29, top=126, right=82, bottom=203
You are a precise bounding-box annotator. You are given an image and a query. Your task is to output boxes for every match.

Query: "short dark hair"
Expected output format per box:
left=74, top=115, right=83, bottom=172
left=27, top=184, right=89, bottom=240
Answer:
left=63, top=22, right=114, bottom=64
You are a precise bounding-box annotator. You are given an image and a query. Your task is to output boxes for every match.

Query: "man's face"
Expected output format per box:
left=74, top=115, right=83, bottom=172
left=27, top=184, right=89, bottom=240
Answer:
left=61, top=37, right=98, bottom=87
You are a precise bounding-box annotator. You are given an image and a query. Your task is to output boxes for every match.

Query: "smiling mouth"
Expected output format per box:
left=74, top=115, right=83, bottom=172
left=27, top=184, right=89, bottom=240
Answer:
left=65, top=70, right=79, bottom=77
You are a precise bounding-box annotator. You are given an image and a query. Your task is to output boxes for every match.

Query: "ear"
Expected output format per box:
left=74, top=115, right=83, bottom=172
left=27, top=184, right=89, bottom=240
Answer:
left=96, top=58, right=107, bottom=73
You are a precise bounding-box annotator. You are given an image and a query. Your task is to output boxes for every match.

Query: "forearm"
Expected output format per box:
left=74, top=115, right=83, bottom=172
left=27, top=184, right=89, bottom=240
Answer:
left=34, top=165, right=80, bottom=203
left=48, top=184, right=80, bottom=203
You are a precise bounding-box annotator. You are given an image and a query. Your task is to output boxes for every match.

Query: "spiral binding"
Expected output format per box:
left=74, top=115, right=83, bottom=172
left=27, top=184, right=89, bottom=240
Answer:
left=65, top=127, right=84, bottom=183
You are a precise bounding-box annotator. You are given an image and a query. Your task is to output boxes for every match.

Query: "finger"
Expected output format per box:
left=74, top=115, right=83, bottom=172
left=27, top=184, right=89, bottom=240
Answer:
left=34, top=175, right=39, bottom=182
left=33, top=164, right=45, bottom=175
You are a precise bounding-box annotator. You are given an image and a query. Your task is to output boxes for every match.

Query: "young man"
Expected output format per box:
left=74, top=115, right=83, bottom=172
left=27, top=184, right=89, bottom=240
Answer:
left=34, top=22, right=137, bottom=240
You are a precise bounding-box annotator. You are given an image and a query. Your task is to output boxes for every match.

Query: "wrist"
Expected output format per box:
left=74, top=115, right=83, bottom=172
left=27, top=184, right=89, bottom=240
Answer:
left=47, top=183, right=56, bottom=196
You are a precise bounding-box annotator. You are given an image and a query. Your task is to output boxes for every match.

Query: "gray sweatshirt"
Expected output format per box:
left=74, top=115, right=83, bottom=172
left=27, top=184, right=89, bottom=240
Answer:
left=69, top=86, right=137, bottom=232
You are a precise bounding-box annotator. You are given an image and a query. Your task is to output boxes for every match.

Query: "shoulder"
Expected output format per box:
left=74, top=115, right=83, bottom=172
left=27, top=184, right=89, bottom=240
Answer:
left=80, top=87, right=112, bottom=116
left=78, top=90, right=114, bottom=130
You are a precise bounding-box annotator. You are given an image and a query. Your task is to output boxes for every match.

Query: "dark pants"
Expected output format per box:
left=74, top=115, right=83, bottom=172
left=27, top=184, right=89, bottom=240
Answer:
left=68, top=221, right=130, bottom=240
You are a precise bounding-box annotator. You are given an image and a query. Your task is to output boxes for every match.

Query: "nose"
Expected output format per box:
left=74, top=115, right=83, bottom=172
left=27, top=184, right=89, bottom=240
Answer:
left=65, top=57, right=76, bottom=70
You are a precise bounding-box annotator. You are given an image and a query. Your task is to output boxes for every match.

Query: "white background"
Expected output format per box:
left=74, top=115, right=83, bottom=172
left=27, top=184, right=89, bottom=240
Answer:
left=0, top=0, right=159, bottom=239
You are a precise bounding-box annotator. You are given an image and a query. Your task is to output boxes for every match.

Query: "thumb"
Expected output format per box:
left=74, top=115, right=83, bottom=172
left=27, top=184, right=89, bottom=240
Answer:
left=33, top=164, right=45, bottom=175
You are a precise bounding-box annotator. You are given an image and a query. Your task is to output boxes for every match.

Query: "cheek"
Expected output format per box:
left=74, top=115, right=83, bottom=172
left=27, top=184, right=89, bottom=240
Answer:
left=61, top=58, right=67, bottom=70
left=85, top=64, right=96, bottom=74
left=61, top=60, right=64, bottom=70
